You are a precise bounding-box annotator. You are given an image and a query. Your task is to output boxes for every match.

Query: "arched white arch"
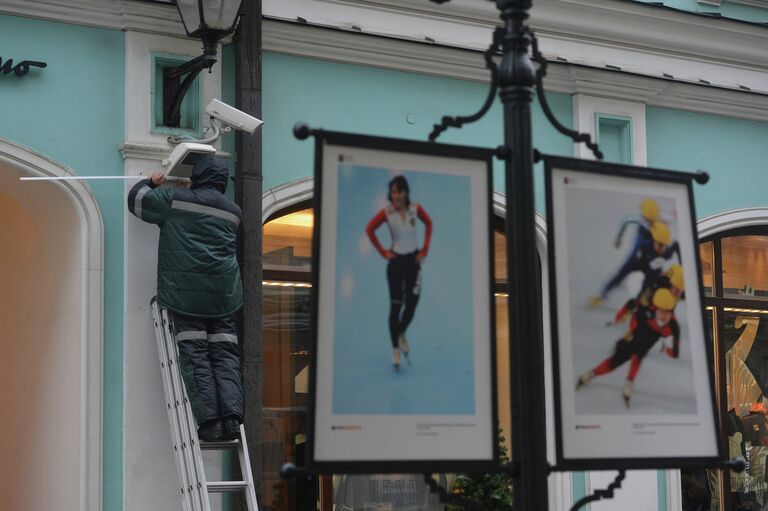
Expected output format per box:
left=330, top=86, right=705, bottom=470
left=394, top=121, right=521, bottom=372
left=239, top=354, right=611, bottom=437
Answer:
left=698, top=208, right=768, bottom=238
left=0, top=139, right=103, bottom=511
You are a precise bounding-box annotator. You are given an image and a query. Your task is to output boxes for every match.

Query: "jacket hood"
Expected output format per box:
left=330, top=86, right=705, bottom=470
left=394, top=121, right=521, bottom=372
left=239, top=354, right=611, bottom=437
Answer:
left=190, top=155, right=229, bottom=193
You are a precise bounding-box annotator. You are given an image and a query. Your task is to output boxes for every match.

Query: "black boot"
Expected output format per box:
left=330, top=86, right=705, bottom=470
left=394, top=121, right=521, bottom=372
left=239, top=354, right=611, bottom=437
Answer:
left=222, top=416, right=241, bottom=441
left=198, top=419, right=224, bottom=442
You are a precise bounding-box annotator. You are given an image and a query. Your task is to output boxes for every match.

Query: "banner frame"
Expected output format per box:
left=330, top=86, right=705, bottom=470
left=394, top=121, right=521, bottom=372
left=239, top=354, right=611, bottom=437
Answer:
left=306, top=129, right=500, bottom=474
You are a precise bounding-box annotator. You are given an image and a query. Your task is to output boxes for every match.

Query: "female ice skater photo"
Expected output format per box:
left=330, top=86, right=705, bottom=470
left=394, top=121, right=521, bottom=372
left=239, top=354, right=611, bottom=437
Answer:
left=366, top=175, right=433, bottom=372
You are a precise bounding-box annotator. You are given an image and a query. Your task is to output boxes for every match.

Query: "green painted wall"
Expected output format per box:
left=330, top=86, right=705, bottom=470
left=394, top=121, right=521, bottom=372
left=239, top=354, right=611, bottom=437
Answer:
left=646, top=106, right=768, bottom=219
left=0, top=14, right=125, bottom=511
left=262, top=52, right=574, bottom=213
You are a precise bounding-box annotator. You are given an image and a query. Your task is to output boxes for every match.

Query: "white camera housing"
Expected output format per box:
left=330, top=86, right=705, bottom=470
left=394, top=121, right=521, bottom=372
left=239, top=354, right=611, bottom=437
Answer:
left=162, top=142, right=217, bottom=178
left=204, top=98, right=263, bottom=134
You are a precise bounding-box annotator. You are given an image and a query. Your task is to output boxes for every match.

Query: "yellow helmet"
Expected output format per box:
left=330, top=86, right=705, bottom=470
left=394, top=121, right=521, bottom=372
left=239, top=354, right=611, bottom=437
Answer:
left=652, top=288, right=676, bottom=311
left=650, top=222, right=672, bottom=246
left=640, top=198, right=661, bottom=222
left=666, top=264, right=685, bottom=290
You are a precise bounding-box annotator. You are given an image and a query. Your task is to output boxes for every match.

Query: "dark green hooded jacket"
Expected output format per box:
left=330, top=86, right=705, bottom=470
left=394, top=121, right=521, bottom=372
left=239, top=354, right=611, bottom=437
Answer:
left=128, top=155, right=243, bottom=317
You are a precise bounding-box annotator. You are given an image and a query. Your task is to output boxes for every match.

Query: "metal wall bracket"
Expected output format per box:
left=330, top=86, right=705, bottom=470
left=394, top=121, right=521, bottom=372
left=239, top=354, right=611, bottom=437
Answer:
left=163, top=52, right=217, bottom=128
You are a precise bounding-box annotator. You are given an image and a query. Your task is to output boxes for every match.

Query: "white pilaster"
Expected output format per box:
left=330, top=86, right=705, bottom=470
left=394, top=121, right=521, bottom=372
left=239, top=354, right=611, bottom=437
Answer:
left=122, top=30, right=224, bottom=511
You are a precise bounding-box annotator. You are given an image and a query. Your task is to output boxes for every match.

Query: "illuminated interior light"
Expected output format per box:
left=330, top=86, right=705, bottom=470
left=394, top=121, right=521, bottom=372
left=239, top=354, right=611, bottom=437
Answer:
left=268, top=211, right=314, bottom=228
left=723, top=307, right=768, bottom=314
left=263, top=280, right=313, bottom=288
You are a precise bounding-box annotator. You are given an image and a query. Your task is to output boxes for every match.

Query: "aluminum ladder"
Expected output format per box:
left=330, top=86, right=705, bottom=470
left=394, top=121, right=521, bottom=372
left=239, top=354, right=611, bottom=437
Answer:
left=151, top=298, right=259, bottom=511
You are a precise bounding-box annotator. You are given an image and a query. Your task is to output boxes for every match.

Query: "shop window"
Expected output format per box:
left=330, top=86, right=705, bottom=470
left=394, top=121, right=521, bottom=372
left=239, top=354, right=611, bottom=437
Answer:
left=264, top=209, right=313, bottom=272
left=151, top=53, right=201, bottom=135
left=686, top=228, right=768, bottom=511
left=262, top=204, right=521, bottom=511
left=721, top=235, right=768, bottom=301
left=701, top=241, right=714, bottom=297
left=494, top=229, right=507, bottom=284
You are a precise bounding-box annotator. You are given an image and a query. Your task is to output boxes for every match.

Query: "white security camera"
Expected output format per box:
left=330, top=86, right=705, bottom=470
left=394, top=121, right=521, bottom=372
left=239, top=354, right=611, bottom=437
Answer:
left=162, top=142, right=217, bottom=178
left=204, top=98, right=263, bottom=134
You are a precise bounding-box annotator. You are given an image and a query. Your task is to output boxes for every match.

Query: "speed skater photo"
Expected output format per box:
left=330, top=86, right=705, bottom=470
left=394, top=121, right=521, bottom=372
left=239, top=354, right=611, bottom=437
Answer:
left=546, top=159, right=720, bottom=464
left=562, top=188, right=698, bottom=415
left=577, top=287, right=681, bottom=408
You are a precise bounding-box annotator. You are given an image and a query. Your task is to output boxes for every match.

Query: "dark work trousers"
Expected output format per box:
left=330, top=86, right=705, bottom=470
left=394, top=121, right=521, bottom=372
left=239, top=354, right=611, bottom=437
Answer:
left=387, top=251, right=422, bottom=348
left=171, top=311, right=244, bottom=426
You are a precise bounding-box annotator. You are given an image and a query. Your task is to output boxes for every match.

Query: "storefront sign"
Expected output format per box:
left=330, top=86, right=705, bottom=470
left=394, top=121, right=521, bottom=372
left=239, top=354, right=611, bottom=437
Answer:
left=544, top=155, right=723, bottom=470
left=307, top=130, right=498, bottom=473
left=0, top=57, right=47, bottom=77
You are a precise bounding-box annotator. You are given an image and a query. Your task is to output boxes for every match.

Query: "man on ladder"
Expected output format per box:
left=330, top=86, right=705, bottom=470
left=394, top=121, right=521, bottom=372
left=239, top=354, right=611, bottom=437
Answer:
left=128, top=155, right=244, bottom=442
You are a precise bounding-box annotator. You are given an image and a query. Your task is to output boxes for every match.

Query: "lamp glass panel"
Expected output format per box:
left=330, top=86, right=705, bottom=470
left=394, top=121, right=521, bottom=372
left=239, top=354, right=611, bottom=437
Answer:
left=202, top=0, right=243, bottom=31
left=175, top=0, right=202, bottom=35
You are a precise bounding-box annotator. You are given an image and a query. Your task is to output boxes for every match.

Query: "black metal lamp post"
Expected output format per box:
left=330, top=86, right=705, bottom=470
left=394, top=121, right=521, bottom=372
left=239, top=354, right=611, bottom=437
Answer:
left=164, top=0, right=244, bottom=127
left=428, top=0, right=549, bottom=509
left=495, top=1, right=550, bottom=510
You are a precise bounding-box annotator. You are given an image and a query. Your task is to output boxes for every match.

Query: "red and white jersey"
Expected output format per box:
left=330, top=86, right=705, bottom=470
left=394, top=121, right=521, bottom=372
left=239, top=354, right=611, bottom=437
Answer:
left=385, top=203, right=420, bottom=254
left=366, top=202, right=432, bottom=259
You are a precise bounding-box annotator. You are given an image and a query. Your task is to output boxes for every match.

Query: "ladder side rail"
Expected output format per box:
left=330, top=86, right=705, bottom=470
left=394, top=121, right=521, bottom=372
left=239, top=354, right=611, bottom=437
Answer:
left=237, top=424, right=259, bottom=511
left=152, top=302, right=195, bottom=511
left=160, top=306, right=207, bottom=511
left=163, top=307, right=213, bottom=511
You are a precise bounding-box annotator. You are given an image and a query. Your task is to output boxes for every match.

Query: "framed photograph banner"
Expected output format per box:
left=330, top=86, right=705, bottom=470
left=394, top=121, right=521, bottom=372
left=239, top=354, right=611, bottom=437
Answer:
left=308, top=130, right=498, bottom=473
left=544, top=155, right=723, bottom=470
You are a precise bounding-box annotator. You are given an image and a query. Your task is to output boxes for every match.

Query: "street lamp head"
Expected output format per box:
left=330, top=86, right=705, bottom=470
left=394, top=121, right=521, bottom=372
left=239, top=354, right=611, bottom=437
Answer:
left=175, top=0, right=245, bottom=54
left=163, top=0, right=245, bottom=128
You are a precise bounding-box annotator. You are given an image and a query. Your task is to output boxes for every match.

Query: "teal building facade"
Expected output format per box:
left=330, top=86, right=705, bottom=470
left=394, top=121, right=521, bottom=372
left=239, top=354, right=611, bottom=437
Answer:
left=1, top=0, right=767, bottom=510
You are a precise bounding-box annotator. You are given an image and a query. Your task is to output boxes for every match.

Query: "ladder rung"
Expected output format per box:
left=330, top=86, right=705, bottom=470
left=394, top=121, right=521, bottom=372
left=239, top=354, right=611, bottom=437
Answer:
left=207, top=481, right=249, bottom=492
left=199, top=439, right=240, bottom=450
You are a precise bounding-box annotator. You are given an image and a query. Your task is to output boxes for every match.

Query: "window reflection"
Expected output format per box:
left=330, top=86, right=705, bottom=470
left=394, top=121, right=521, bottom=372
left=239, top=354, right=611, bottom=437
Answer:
left=495, top=293, right=512, bottom=456
left=701, top=241, right=714, bottom=297
left=332, top=474, right=448, bottom=511
left=494, top=230, right=507, bottom=284
left=262, top=284, right=315, bottom=511
left=682, top=308, right=714, bottom=511
left=722, top=310, right=768, bottom=509
left=722, top=236, right=768, bottom=301
left=264, top=209, right=314, bottom=272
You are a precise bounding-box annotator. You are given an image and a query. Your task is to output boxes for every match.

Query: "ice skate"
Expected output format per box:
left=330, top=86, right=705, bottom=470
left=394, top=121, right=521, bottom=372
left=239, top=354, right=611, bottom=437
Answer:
left=399, top=334, right=411, bottom=366
left=588, top=295, right=604, bottom=309
left=392, top=347, right=401, bottom=373
left=622, top=381, right=634, bottom=408
left=576, top=370, right=595, bottom=390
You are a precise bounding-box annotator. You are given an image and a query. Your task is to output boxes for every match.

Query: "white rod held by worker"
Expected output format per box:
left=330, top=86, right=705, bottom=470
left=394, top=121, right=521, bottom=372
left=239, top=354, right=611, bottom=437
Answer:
left=20, top=175, right=188, bottom=182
